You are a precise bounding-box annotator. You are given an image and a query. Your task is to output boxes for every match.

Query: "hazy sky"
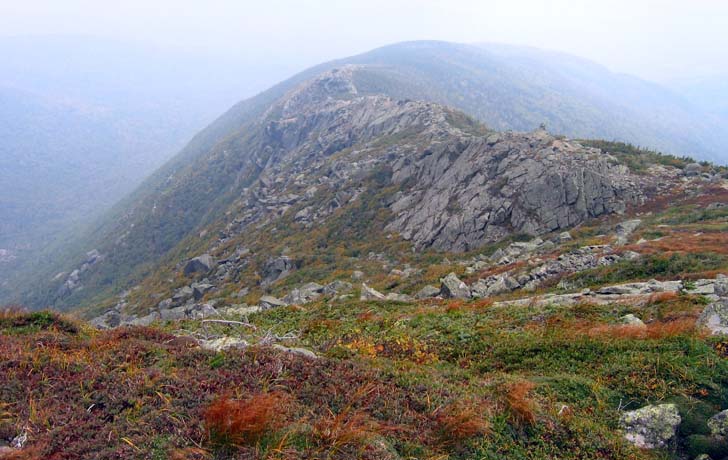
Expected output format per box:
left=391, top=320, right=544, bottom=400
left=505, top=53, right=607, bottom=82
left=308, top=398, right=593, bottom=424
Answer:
left=1, top=0, right=727, bottom=83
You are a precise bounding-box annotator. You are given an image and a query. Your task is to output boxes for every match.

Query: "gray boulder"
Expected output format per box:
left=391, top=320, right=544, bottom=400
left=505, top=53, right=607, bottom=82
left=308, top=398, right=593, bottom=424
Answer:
left=386, top=130, right=642, bottom=252
left=385, top=293, right=414, bottom=302
left=272, top=344, right=318, bottom=359
left=128, top=311, right=159, bottom=326
left=188, top=303, right=219, bottom=319
left=199, top=337, right=248, bottom=352
left=620, top=404, right=681, bottom=449
left=172, top=286, right=194, bottom=305
left=620, top=314, right=646, bottom=328
left=684, top=163, right=703, bottom=176
left=360, top=283, right=386, bottom=301
left=415, top=285, right=441, bottom=299
left=715, top=276, right=728, bottom=297
left=471, top=274, right=520, bottom=298
left=323, top=280, right=353, bottom=295
left=160, top=306, right=187, bottom=321
left=261, top=256, right=294, bottom=286
left=158, top=298, right=173, bottom=310
left=89, top=310, right=121, bottom=329
left=707, top=409, right=728, bottom=437
left=284, top=282, right=324, bottom=305
left=184, top=254, right=216, bottom=276
left=192, top=283, right=215, bottom=300
left=615, top=219, right=642, bottom=246
left=558, top=231, right=573, bottom=242
left=259, top=295, right=288, bottom=309
left=697, top=300, right=728, bottom=335
left=440, top=273, right=471, bottom=299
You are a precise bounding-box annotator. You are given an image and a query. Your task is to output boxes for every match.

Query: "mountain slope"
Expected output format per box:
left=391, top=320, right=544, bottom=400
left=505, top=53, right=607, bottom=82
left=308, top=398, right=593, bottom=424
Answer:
left=5, top=40, right=724, bottom=310
left=16, top=66, right=680, bottom=311
left=0, top=35, right=291, bottom=293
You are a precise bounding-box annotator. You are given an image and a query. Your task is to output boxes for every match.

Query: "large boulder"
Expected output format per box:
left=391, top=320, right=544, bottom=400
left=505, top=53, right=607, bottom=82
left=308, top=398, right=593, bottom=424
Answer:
left=261, top=256, right=294, bottom=286
left=172, top=286, right=194, bottom=305
left=697, top=300, right=728, bottom=335
left=184, top=254, right=216, bottom=276
left=708, top=409, right=728, bottom=437
left=684, top=162, right=703, bottom=177
left=615, top=219, right=642, bottom=246
left=440, top=273, right=471, bottom=299
left=192, top=283, right=215, bottom=300
left=620, top=404, right=681, bottom=449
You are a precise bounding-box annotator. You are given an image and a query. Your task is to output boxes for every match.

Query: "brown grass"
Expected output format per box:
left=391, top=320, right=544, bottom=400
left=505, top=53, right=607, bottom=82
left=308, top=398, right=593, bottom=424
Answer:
left=436, top=402, right=490, bottom=443
left=625, top=231, right=728, bottom=256
left=312, top=409, right=377, bottom=452
left=505, top=381, right=537, bottom=427
left=204, top=392, right=287, bottom=446
left=584, top=317, right=698, bottom=340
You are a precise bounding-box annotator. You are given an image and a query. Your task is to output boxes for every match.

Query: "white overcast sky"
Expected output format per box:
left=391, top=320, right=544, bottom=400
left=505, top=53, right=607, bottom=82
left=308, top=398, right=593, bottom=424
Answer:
left=1, top=0, right=726, bottom=83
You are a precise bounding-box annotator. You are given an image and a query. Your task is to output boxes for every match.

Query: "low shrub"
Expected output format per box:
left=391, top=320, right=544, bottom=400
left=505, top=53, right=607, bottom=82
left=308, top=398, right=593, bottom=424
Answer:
left=203, top=392, right=286, bottom=447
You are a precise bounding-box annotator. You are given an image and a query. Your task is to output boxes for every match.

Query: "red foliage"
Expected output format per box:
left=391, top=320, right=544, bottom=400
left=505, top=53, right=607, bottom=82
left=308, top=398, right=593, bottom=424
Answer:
left=203, top=393, right=286, bottom=446
left=312, top=409, right=376, bottom=451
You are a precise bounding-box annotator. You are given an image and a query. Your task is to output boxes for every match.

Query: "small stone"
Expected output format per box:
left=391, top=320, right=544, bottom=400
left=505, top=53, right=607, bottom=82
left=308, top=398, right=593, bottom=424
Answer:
left=272, top=344, right=318, bottom=359
left=199, top=337, right=248, bottom=352
left=259, top=295, right=288, bottom=309
left=323, top=280, right=353, bottom=295
left=558, top=231, right=572, bottom=242
left=385, top=293, right=414, bottom=302
left=360, top=283, right=386, bottom=301
left=415, top=285, right=441, bottom=299
left=620, top=314, right=646, bottom=328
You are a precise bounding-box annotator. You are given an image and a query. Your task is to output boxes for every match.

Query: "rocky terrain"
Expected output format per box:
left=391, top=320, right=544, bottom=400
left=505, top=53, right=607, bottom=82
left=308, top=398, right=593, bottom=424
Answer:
left=2, top=63, right=728, bottom=460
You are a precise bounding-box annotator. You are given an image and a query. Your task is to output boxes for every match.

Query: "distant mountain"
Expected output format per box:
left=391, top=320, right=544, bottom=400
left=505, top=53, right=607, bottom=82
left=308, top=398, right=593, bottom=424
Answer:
left=668, top=75, right=728, bottom=118
left=0, top=35, right=292, bottom=284
left=4, top=40, right=727, bottom=309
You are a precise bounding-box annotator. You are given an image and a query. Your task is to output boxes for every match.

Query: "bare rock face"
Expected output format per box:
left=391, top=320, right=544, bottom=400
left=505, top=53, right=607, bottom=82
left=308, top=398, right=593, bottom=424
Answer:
left=387, top=131, right=643, bottom=251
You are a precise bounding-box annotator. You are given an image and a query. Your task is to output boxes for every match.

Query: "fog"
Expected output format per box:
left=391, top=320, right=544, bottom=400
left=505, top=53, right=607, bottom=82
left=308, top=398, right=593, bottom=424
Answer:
left=2, top=0, right=727, bottom=84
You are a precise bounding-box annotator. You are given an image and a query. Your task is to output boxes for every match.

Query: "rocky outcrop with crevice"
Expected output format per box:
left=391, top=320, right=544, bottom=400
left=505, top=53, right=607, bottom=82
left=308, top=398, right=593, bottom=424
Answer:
left=387, top=129, right=645, bottom=251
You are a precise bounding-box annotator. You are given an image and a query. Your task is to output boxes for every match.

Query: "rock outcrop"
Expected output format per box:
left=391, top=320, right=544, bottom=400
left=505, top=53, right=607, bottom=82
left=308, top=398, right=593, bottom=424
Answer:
left=620, top=404, right=681, bottom=449
left=184, top=254, right=216, bottom=276
left=387, top=129, right=644, bottom=251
